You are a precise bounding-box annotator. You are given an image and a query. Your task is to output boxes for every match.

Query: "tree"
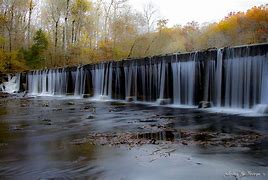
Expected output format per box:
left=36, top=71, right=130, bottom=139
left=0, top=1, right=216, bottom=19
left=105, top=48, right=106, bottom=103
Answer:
left=24, top=29, right=48, bottom=68
left=71, top=0, right=91, bottom=44
left=27, top=0, right=34, bottom=49
left=142, top=1, right=158, bottom=33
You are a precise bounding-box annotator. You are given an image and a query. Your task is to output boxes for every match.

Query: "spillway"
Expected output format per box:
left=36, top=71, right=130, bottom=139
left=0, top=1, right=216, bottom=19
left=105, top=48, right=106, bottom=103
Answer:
left=21, top=43, right=268, bottom=111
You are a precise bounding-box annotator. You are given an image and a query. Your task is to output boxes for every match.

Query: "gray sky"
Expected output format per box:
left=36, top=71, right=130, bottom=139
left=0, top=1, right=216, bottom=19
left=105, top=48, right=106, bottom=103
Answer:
left=129, top=0, right=267, bottom=26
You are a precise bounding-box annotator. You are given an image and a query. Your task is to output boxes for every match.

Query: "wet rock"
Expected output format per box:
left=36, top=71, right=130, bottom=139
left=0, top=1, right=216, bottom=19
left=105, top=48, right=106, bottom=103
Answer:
left=111, top=102, right=126, bottom=106
left=82, top=94, right=91, bottom=98
left=42, top=119, right=52, bottom=122
left=20, top=104, right=27, bottom=107
left=181, top=141, right=188, bottom=145
left=150, top=139, right=157, bottom=144
left=67, top=102, right=75, bottom=105
left=126, top=96, right=135, bottom=102
left=0, top=92, right=9, bottom=98
left=180, top=131, right=192, bottom=138
left=139, top=119, right=157, bottom=123
left=198, top=101, right=213, bottom=108
left=42, top=103, right=49, bottom=107
left=83, top=106, right=90, bottom=110
left=87, top=115, right=95, bottom=119
left=156, top=99, right=171, bottom=105
left=11, top=126, right=23, bottom=131
left=43, top=122, right=52, bottom=126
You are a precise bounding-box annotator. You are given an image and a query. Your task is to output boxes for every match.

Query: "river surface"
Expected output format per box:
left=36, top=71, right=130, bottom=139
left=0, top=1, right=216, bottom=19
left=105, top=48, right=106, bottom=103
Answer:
left=0, top=96, right=267, bottom=180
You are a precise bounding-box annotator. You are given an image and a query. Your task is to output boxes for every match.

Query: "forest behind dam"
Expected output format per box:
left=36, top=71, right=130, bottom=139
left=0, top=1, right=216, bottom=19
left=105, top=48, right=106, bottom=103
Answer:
left=0, top=0, right=267, bottom=73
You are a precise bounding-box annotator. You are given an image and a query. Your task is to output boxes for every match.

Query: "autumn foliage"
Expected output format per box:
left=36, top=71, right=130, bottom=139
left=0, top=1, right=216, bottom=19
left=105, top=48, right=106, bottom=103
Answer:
left=0, top=0, right=267, bottom=72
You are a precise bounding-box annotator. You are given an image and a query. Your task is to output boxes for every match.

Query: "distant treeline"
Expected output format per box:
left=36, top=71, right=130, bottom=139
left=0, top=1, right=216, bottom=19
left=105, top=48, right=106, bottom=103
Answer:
left=0, top=0, right=267, bottom=72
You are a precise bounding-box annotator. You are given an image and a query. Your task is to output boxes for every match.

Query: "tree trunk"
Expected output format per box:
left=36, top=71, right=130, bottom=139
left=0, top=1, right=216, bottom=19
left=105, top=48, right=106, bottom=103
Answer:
left=71, top=20, right=75, bottom=43
left=27, top=0, right=33, bottom=49
left=63, top=0, right=70, bottom=51
left=55, top=20, right=59, bottom=52
left=8, top=4, right=15, bottom=52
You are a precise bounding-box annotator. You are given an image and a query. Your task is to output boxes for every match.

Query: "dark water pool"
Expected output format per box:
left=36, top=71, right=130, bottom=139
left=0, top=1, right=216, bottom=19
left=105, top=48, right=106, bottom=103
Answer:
left=0, top=97, right=267, bottom=179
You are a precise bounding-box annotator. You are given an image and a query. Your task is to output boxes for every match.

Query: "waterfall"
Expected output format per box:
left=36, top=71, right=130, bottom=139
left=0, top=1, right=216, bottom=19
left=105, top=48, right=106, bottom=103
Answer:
left=203, top=49, right=223, bottom=107
left=91, top=63, right=113, bottom=100
left=215, top=49, right=223, bottom=107
left=124, top=61, right=137, bottom=101
left=74, top=67, right=85, bottom=96
left=159, top=61, right=166, bottom=100
left=223, top=52, right=266, bottom=109
left=27, top=69, right=67, bottom=96
left=172, top=52, right=198, bottom=106
left=261, top=57, right=268, bottom=104
left=22, top=43, right=268, bottom=112
left=0, top=74, right=21, bottom=93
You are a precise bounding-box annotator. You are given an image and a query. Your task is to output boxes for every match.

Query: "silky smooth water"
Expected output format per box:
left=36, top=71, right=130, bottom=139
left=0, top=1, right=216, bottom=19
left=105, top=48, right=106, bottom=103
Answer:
left=24, top=45, right=268, bottom=112
left=0, top=97, right=267, bottom=179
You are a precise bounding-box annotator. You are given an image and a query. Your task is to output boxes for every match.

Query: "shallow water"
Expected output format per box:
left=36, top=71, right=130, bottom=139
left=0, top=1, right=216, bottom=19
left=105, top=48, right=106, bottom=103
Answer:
left=0, top=97, right=267, bottom=179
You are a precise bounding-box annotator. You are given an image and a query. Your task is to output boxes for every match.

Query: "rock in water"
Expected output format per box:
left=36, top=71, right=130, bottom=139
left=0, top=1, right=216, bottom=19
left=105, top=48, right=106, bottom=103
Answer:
left=156, top=99, right=171, bottom=105
left=198, top=101, right=213, bottom=109
left=126, top=96, right=135, bottom=102
left=82, top=94, right=91, bottom=98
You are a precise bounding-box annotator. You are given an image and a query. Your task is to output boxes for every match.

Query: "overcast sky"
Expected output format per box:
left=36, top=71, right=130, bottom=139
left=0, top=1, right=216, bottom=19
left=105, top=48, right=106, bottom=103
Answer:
left=128, top=0, right=267, bottom=26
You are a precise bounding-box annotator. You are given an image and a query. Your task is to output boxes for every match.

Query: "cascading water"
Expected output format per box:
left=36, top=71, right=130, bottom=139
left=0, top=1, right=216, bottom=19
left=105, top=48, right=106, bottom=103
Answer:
left=203, top=49, right=223, bottom=107
left=261, top=60, right=268, bottom=104
left=74, top=67, right=85, bottom=97
left=0, top=74, right=21, bottom=93
left=91, top=63, right=113, bottom=100
left=27, top=69, right=67, bottom=96
left=223, top=51, right=265, bottom=109
left=172, top=52, right=198, bottom=106
left=22, top=43, right=268, bottom=113
left=124, top=61, right=137, bottom=101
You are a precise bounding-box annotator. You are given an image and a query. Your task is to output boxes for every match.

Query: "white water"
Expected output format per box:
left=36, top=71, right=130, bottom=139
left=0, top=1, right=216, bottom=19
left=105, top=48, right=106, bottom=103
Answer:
left=92, top=63, right=113, bottom=100
left=27, top=69, right=67, bottom=96
left=0, top=74, right=21, bottom=93
left=172, top=53, right=197, bottom=106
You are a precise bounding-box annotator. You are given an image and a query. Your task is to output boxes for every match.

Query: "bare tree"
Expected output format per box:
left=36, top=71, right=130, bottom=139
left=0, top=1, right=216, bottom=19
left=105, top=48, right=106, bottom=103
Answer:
left=143, top=1, right=158, bottom=33
left=46, top=0, right=65, bottom=52
left=27, top=0, right=33, bottom=49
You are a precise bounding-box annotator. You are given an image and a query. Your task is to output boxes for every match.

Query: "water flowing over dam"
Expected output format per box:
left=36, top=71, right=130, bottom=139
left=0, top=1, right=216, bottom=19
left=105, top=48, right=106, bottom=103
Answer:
left=22, top=43, right=268, bottom=110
